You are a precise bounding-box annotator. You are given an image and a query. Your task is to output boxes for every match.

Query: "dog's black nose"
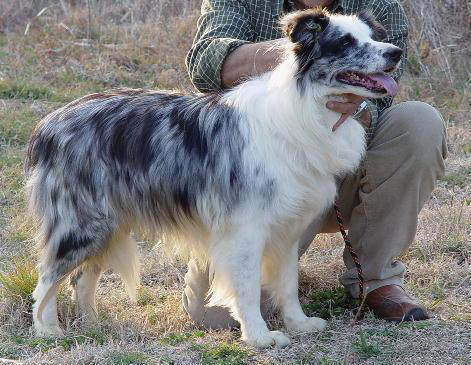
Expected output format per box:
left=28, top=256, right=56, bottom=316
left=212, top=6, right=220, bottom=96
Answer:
left=384, top=48, right=403, bottom=63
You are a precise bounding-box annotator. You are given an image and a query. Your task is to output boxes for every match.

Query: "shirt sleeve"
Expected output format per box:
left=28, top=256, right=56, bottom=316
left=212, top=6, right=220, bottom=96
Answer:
left=185, top=0, right=255, bottom=92
left=364, top=1, right=409, bottom=141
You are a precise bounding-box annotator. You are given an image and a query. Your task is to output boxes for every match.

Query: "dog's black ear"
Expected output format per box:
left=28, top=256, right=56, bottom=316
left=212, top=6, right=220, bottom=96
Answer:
left=280, top=9, right=330, bottom=45
left=358, top=10, right=387, bottom=41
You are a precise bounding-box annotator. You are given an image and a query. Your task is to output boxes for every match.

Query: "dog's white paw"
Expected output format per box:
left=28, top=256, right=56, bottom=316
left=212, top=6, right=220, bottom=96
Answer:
left=34, top=322, right=64, bottom=337
left=243, top=330, right=291, bottom=348
left=286, top=316, right=327, bottom=333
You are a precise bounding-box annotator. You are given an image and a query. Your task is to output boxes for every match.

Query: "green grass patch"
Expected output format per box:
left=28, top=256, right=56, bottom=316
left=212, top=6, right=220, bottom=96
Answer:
left=159, top=357, right=178, bottom=365
left=199, top=343, right=248, bottom=365
left=0, top=80, right=62, bottom=102
left=3, top=216, right=33, bottom=246
left=0, top=33, right=6, bottom=47
left=440, top=168, right=471, bottom=188
left=0, top=260, right=37, bottom=307
left=0, top=336, right=25, bottom=360
left=9, top=336, right=55, bottom=352
left=0, top=146, right=24, bottom=171
left=108, top=351, right=148, bottom=365
left=0, top=147, right=24, bottom=199
left=0, top=347, right=21, bottom=360
left=302, top=287, right=358, bottom=319
left=319, top=359, right=342, bottom=365
left=161, top=330, right=205, bottom=346
left=7, top=330, right=105, bottom=352
left=50, top=72, right=111, bottom=100
left=81, top=327, right=107, bottom=345
left=440, top=238, right=470, bottom=262
left=136, top=286, right=156, bottom=306
left=0, top=48, right=8, bottom=59
left=463, top=141, right=471, bottom=155
left=399, top=321, right=434, bottom=330
left=0, top=147, right=30, bottom=246
left=352, top=330, right=381, bottom=360
left=54, top=70, right=96, bottom=85
left=50, top=68, right=152, bottom=100
left=0, top=105, right=39, bottom=146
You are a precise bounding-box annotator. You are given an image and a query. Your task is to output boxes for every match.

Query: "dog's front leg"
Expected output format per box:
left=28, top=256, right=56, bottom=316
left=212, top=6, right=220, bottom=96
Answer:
left=272, top=240, right=327, bottom=333
left=209, top=227, right=290, bottom=348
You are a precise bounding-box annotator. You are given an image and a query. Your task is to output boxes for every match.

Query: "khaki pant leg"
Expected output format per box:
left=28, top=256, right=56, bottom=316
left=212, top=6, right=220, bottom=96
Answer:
left=339, top=101, right=447, bottom=297
left=299, top=101, right=447, bottom=298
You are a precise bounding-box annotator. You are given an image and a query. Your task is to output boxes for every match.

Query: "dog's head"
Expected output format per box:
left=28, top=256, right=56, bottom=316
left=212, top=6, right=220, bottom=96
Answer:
left=281, top=9, right=402, bottom=97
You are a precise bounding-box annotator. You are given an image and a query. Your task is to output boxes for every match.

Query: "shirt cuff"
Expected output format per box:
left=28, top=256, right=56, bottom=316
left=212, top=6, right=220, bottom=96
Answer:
left=194, top=38, right=252, bottom=92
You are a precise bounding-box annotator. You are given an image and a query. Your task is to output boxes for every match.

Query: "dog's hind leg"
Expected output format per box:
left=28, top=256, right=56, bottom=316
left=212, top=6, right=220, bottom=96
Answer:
left=33, top=250, right=84, bottom=337
left=208, top=227, right=291, bottom=348
left=102, top=232, right=140, bottom=302
left=70, top=263, right=103, bottom=325
left=69, top=231, right=139, bottom=325
left=265, top=240, right=327, bottom=334
left=32, top=272, right=64, bottom=336
left=33, top=223, right=114, bottom=336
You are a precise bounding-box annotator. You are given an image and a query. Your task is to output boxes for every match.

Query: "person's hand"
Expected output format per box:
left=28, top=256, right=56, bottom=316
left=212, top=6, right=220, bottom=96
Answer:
left=327, top=94, right=370, bottom=131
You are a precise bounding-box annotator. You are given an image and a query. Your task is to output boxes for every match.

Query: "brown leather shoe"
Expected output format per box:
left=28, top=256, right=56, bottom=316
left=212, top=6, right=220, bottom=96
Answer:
left=365, top=285, right=430, bottom=322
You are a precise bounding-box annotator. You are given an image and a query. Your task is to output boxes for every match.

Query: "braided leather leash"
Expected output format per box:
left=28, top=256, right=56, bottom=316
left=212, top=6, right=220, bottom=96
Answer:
left=333, top=202, right=365, bottom=305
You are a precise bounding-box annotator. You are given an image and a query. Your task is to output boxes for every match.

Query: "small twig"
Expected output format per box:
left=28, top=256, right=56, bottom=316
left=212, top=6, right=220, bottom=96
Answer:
left=87, top=0, right=92, bottom=40
left=61, top=40, right=93, bottom=48
left=59, top=22, right=74, bottom=35
left=351, top=288, right=367, bottom=325
left=36, top=6, right=50, bottom=17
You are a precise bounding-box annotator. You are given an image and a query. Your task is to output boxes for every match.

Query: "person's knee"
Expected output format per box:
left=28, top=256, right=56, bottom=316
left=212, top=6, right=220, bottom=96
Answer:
left=390, top=101, right=447, bottom=161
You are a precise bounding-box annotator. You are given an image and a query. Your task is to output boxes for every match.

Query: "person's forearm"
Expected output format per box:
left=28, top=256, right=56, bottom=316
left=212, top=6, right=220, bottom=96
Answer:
left=221, top=40, right=284, bottom=89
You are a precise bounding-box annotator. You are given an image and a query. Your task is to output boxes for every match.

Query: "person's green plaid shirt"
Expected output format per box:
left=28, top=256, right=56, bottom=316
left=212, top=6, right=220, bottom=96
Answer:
left=185, top=0, right=409, bottom=140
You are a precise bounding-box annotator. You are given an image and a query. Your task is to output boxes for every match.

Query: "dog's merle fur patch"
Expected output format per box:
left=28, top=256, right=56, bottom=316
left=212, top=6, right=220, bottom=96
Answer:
left=26, top=89, right=257, bottom=241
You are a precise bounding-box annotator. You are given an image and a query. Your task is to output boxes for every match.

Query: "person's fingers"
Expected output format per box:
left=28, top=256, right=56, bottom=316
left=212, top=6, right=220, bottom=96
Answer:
left=342, top=93, right=364, bottom=104
left=359, top=115, right=371, bottom=128
left=332, top=113, right=350, bottom=131
left=327, top=94, right=367, bottom=131
left=326, top=101, right=357, bottom=114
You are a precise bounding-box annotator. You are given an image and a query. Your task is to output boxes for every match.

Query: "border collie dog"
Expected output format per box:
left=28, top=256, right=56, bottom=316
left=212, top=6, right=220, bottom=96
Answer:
left=27, top=9, right=401, bottom=347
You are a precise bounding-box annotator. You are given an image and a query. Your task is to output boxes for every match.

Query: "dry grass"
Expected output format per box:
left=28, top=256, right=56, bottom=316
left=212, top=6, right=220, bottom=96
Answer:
left=0, top=0, right=470, bottom=364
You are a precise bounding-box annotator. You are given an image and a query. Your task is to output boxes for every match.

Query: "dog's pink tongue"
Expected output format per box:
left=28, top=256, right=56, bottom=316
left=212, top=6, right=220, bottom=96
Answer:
left=369, top=73, right=398, bottom=96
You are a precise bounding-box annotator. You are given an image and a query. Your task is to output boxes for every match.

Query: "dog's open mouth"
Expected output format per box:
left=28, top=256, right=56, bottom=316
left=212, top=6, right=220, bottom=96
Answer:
left=336, top=71, right=398, bottom=96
